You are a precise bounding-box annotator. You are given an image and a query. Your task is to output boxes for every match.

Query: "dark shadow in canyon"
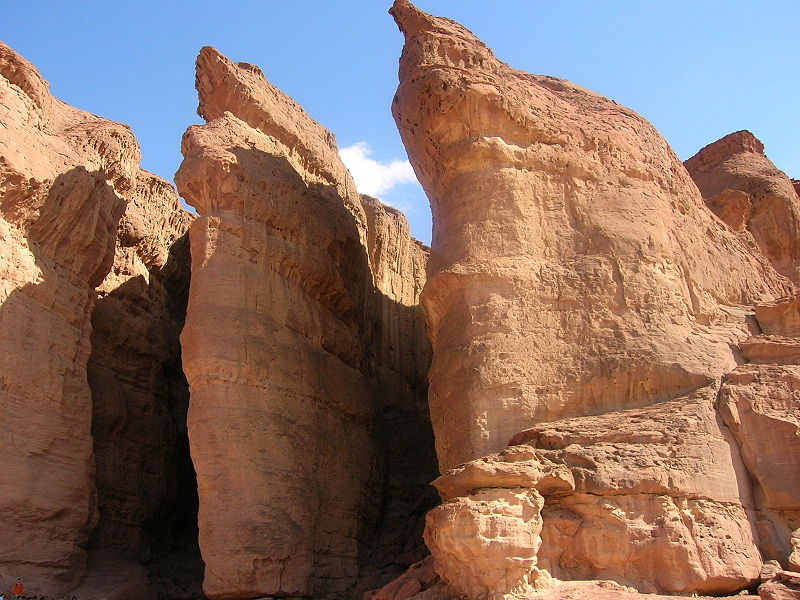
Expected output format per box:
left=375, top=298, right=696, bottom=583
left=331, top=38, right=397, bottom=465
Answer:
left=86, top=229, right=204, bottom=600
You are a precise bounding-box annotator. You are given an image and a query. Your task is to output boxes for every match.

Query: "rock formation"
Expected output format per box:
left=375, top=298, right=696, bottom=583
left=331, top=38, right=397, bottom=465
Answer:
left=717, top=294, right=800, bottom=566
left=175, top=47, right=434, bottom=600
left=389, top=1, right=798, bottom=598
left=0, top=41, right=197, bottom=597
left=686, top=131, right=800, bottom=284
left=425, top=390, right=762, bottom=598
left=86, top=172, right=197, bottom=579
left=1, top=41, right=129, bottom=593
left=4, top=4, right=800, bottom=600
left=390, top=0, right=791, bottom=473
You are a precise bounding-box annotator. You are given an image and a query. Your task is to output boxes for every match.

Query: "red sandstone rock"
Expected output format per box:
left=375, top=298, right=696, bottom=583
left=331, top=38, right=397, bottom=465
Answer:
left=364, top=557, right=439, bottom=600
left=760, top=573, right=800, bottom=600
left=389, top=2, right=797, bottom=597
left=791, top=531, right=800, bottom=572
left=0, top=41, right=136, bottom=593
left=686, top=131, right=800, bottom=283
left=176, top=47, right=434, bottom=599
left=391, top=0, right=790, bottom=474
left=718, top=363, right=800, bottom=565
left=425, top=388, right=761, bottom=598
left=0, top=41, right=199, bottom=598
left=87, top=171, right=195, bottom=561
left=755, top=295, right=800, bottom=337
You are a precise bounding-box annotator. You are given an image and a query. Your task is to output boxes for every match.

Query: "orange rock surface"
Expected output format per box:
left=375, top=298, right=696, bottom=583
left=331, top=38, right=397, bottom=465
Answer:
left=718, top=295, right=800, bottom=566
left=5, top=4, right=800, bottom=600
left=389, top=1, right=799, bottom=598
left=87, top=172, right=195, bottom=564
left=0, top=41, right=129, bottom=593
left=686, top=131, right=800, bottom=283
left=176, top=47, right=434, bottom=600
left=390, top=0, right=790, bottom=474
left=0, top=40, right=198, bottom=596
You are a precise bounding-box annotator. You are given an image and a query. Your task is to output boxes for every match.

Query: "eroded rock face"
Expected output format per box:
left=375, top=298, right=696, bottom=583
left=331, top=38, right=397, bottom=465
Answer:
left=389, top=1, right=800, bottom=596
left=0, top=41, right=200, bottom=598
left=0, top=42, right=136, bottom=593
left=176, top=48, right=434, bottom=599
left=425, top=388, right=761, bottom=599
left=87, top=172, right=196, bottom=568
left=718, top=295, right=800, bottom=566
left=390, top=0, right=792, bottom=472
left=686, top=131, right=800, bottom=284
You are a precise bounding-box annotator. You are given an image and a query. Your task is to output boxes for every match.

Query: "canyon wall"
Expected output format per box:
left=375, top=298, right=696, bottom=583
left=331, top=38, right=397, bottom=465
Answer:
left=390, top=0, right=791, bottom=473
left=176, top=47, right=434, bottom=600
left=0, top=41, right=197, bottom=597
left=388, top=1, right=799, bottom=599
left=4, top=5, right=800, bottom=600
left=87, top=172, right=196, bottom=570
left=0, top=41, right=130, bottom=592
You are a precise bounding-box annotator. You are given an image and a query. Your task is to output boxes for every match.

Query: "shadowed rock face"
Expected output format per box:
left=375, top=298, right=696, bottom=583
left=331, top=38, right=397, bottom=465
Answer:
left=87, top=171, right=200, bottom=592
left=686, top=130, right=800, bottom=284
left=0, top=41, right=197, bottom=596
left=176, top=47, right=435, bottom=600
left=0, top=41, right=128, bottom=593
left=390, top=0, right=792, bottom=473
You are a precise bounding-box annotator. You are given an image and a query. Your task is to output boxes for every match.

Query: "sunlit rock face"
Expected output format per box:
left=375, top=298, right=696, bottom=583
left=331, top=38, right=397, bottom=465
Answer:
left=686, top=130, right=800, bottom=284
left=0, top=41, right=192, bottom=595
left=388, top=1, right=799, bottom=598
left=176, top=47, right=435, bottom=600
left=390, top=0, right=790, bottom=473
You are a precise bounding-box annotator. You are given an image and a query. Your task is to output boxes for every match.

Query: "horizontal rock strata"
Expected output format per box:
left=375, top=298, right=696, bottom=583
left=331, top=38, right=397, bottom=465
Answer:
left=0, top=41, right=130, bottom=593
left=390, top=1, right=799, bottom=598
left=718, top=294, right=800, bottom=565
left=426, top=388, right=761, bottom=598
left=87, top=171, right=195, bottom=565
left=0, top=41, right=200, bottom=595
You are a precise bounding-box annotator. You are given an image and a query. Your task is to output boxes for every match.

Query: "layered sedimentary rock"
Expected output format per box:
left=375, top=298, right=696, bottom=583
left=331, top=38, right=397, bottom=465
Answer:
left=389, top=1, right=799, bottom=598
left=0, top=42, right=148, bottom=592
left=717, top=294, right=800, bottom=566
left=0, top=41, right=201, bottom=598
left=390, top=0, right=791, bottom=473
left=87, top=171, right=196, bottom=564
left=686, top=131, right=800, bottom=283
left=357, top=195, right=438, bottom=590
left=426, top=389, right=761, bottom=599
left=176, top=47, right=434, bottom=599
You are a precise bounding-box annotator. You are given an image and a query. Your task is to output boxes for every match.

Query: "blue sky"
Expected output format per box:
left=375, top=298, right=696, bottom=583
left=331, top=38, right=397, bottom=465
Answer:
left=4, top=1, right=799, bottom=245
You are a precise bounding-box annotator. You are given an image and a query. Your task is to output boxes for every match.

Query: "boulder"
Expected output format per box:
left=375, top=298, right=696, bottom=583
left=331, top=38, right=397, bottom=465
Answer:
left=425, top=388, right=761, bottom=597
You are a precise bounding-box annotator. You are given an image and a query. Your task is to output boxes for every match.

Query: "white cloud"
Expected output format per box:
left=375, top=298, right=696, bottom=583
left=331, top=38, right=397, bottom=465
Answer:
left=339, top=142, right=418, bottom=197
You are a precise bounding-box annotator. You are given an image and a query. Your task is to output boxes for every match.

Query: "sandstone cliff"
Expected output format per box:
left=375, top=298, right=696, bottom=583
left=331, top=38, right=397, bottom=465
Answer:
left=176, top=47, right=434, bottom=600
left=1, top=41, right=129, bottom=593
left=686, top=131, right=800, bottom=284
left=390, top=0, right=792, bottom=474
left=0, top=41, right=197, bottom=597
left=389, top=1, right=798, bottom=598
